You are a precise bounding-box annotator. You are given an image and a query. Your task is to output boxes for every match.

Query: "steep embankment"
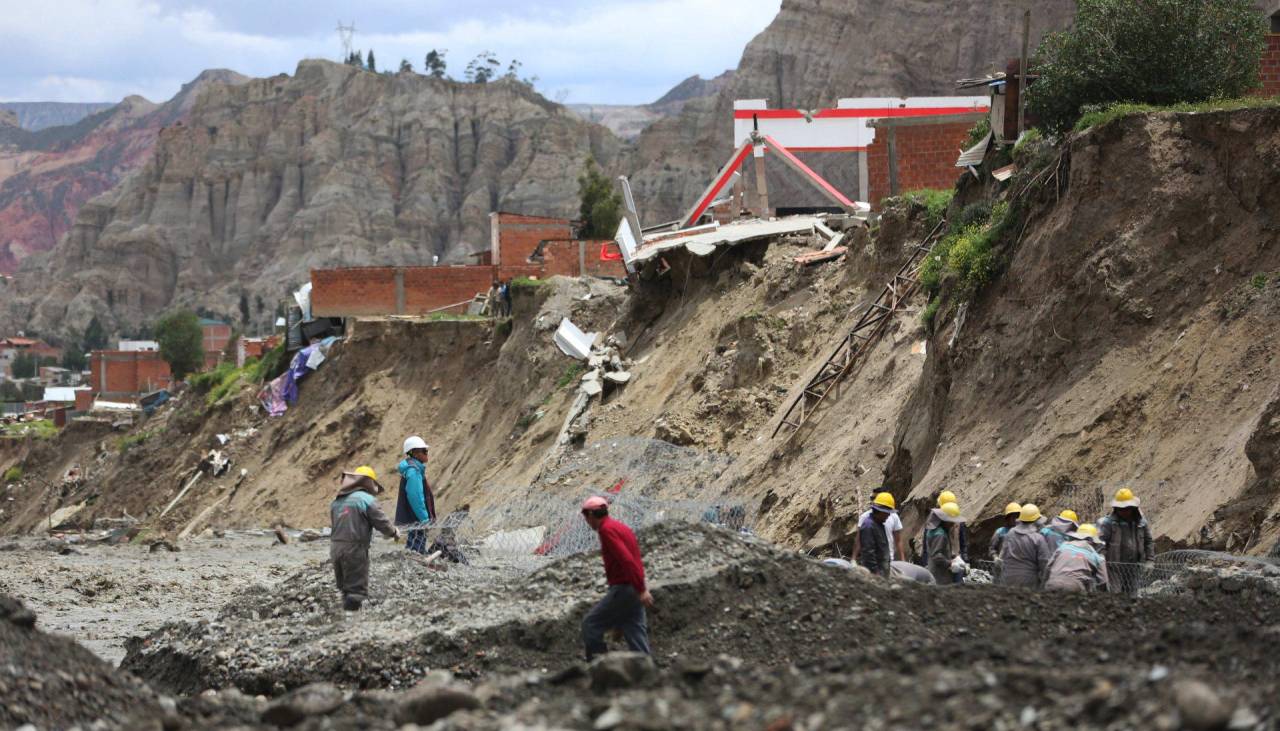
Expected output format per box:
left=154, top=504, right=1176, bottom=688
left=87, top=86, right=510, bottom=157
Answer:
left=5, top=108, right=1280, bottom=557
left=2, top=59, right=622, bottom=341
left=0, top=71, right=246, bottom=275
left=626, top=0, right=1077, bottom=224
left=890, top=108, right=1280, bottom=553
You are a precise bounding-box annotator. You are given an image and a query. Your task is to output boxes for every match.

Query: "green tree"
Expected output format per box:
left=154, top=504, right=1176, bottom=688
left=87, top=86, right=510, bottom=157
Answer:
left=61, top=347, right=87, bottom=372
left=1028, top=0, right=1268, bottom=134
left=465, top=52, right=499, bottom=83
left=366, top=49, right=377, bottom=73
left=10, top=352, right=36, bottom=379
left=0, top=381, right=22, bottom=402
left=425, top=49, right=447, bottom=78
left=154, top=310, right=205, bottom=380
left=82, top=316, right=107, bottom=351
left=238, top=292, right=251, bottom=327
left=577, top=157, right=622, bottom=239
left=399, top=58, right=413, bottom=73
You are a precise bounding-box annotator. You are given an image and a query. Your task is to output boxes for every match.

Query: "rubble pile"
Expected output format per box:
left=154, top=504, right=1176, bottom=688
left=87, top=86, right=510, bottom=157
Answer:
left=1142, top=561, right=1280, bottom=597
left=1, top=594, right=164, bottom=729
left=112, top=523, right=1280, bottom=729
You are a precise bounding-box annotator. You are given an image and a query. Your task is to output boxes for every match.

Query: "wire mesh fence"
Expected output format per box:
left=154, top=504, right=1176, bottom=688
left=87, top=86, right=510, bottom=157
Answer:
left=1032, top=480, right=1170, bottom=526
left=969, top=546, right=1280, bottom=596
left=395, top=490, right=751, bottom=565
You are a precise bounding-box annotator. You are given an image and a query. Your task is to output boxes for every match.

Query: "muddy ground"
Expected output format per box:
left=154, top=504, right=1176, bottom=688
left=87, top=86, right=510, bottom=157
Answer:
left=0, top=531, right=342, bottom=664
left=6, top=522, right=1278, bottom=730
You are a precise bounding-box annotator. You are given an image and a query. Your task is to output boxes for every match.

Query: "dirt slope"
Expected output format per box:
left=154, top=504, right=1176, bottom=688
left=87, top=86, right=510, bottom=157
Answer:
left=6, top=108, right=1280, bottom=561
left=889, top=108, right=1280, bottom=553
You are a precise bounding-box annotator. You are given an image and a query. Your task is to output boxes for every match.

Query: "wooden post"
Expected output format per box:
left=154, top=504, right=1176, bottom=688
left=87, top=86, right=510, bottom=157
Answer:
left=1017, top=7, right=1030, bottom=138
left=886, top=127, right=900, bottom=197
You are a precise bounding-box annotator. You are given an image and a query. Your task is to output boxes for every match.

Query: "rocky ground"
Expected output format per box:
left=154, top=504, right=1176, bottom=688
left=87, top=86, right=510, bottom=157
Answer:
left=7, top=521, right=1276, bottom=730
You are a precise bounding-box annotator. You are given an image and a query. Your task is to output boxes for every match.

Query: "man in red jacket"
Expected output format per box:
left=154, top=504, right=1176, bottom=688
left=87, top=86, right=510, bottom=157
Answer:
left=580, top=496, right=654, bottom=660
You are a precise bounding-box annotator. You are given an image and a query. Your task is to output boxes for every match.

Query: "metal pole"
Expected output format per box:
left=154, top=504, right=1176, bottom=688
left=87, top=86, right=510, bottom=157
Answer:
left=1017, top=7, right=1030, bottom=138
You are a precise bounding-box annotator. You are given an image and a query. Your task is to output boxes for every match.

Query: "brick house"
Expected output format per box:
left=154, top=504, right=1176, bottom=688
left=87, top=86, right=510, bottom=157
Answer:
left=200, top=318, right=232, bottom=369
left=90, top=350, right=172, bottom=398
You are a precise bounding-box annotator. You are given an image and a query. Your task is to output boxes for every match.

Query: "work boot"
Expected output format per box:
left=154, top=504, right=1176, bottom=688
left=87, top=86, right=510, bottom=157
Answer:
left=342, top=596, right=363, bottom=612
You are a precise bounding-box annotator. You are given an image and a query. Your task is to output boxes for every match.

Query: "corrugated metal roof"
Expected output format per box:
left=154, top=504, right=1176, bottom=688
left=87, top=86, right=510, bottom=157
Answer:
left=43, top=387, right=89, bottom=403
left=955, top=131, right=992, bottom=168
left=631, top=217, right=823, bottom=264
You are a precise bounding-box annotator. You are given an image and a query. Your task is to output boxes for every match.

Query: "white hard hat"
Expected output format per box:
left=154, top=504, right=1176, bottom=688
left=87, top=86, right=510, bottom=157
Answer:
left=403, top=436, right=429, bottom=454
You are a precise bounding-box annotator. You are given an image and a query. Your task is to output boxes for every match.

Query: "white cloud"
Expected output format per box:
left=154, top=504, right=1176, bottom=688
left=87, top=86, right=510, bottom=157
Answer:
left=1, top=0, right=780, bottom=104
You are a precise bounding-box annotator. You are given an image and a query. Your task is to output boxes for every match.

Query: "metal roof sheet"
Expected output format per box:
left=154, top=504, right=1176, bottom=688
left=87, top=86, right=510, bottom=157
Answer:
left=955, top=131, right=992, bottom=168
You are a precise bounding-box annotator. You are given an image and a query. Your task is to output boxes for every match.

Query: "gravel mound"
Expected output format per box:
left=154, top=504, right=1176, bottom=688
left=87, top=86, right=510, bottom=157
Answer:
left=1, top=593, right=164, bottom=729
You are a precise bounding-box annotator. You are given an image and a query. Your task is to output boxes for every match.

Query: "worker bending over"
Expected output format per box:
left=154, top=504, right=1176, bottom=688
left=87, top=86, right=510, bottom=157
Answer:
left=1041, top=509, right=1079, bottom=551
left=1044, top=523, right=1109, bottom=592
left=580, top=496, right=653, bottom=661
left=330, top=466, right=399, bottom=611
left=999, top=503, right=1054, bottom=588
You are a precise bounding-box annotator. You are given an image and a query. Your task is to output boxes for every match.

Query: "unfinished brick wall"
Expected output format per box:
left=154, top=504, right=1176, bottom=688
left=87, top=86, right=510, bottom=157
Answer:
left=540, top=240, right=627, bottom=278
left=490, top=212, right=574, bottom=268
left=1261, top=35, right=1280, bottom=97
left=312, top=264, right=555, bottom=318
left=866, top=122, right=975, bottom=207
left=90, top=350, right=172, bottom=397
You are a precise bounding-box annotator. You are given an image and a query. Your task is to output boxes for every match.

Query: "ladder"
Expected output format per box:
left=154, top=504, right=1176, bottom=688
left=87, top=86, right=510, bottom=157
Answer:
left=772, top=219, right=947, bottom=439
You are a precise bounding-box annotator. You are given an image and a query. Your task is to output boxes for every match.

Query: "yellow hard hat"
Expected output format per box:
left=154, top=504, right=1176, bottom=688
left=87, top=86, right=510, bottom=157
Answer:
left=1112, top=487, right=1140, bottom=508
left=937, top=490, right=958, bottom=507
left=1003, top=502, right=1022, bottom=516
left=940, top=501, right=961, bottom=519
left=1075, top=523, right=1099, bottom=538
left=1059, top=509, right=1079, bottom=523
left=355, top=465, right=378, bottom=481
left=873, top=492, right=896, bottom=510
left=1019, top=503, right=1042, bottom=522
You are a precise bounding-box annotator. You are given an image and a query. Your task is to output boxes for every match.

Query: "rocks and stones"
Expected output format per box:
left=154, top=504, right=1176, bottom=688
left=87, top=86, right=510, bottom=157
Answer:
left=1173, top=680, right=1232, bottom=731
left=589, top=652, right=655, bottom=691
left=393, top=681, right=481, bottom=725
left=260, top=682, right=347, bottom=727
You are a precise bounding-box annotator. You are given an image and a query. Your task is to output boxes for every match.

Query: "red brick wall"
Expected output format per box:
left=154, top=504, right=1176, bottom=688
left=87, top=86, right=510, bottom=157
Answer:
left=90, top=350, right=172, bottom=397
left=540, top=240, right=627, bottom=278
left=74, top=389, right=93, bottom=411
left=1261, top=35, right=1280, bottom=97
left=492, top=213, right=574, bottom=268
left=403, top=267, right=496, bottom=314
left=866, top=122, right=975, bottom=207
left=202, top=323, right=232, bottom=355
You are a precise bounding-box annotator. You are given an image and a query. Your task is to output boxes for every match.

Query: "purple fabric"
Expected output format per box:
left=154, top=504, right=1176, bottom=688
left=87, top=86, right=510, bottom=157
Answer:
left=258, top=376, right=289, bottom=417
left=289, top=347, right=315, bottom=382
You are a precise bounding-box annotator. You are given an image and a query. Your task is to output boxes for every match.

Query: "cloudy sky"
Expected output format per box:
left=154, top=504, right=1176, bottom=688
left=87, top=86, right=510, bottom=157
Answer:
left=2, top=0, right=780, bottom=105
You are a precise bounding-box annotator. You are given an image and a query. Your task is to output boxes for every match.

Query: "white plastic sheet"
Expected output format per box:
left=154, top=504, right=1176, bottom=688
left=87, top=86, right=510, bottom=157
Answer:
left=293, top=282, right=313, bottom=322
left=553, top=318, right=598, bottom=360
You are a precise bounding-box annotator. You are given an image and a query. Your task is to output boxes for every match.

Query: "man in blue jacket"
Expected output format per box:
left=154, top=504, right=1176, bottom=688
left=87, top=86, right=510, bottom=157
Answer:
left=396, top=435, right=436, bottom=553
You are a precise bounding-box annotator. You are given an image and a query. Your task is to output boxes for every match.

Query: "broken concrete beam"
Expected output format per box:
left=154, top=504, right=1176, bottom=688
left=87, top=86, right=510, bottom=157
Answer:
left=604, top=371, right=632, bottom=384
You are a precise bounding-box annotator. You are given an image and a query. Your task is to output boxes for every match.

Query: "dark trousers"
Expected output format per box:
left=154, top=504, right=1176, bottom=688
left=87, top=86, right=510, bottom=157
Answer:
left=331, top=541, right=370, bottom=602
left=582, top=584, right=650, bottom=661
left=405, top=528, right=428, bottom=554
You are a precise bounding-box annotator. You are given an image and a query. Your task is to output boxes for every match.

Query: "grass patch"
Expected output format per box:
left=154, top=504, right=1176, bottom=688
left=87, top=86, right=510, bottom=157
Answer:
left=903, top=189, right=954, bottom=230
left=1251, top=273, right=1268, bottom=291
left=921, top=300, right=940, bottom=332
left=3, top=466, right=22, bottom=483
left=117, top=430, right=153, bottom=453
left=511, top=276, right=548, bottom=288
left=1073, top=97, right=1280, bottom=133
left=1011, top=128, right=1043, bottom=160
left=964, top=117, right=991, bottom=148
left=920, top=201, right=1015, bottom=300
left=0, top=419, right=58, bottom=440
left=426, top=312, right=487, bottom=322
left=555, top=362, right=585, bottom=389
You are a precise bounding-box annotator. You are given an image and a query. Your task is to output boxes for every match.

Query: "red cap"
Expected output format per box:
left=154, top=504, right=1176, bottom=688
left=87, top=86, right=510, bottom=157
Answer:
left=581, top=496, right=608, bottom=511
